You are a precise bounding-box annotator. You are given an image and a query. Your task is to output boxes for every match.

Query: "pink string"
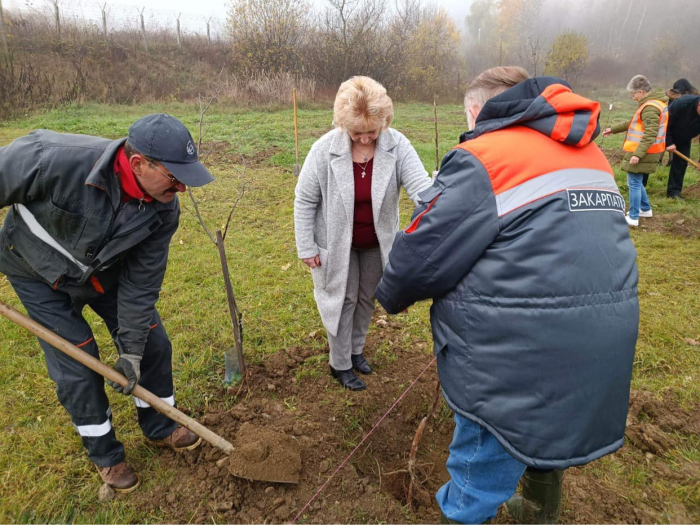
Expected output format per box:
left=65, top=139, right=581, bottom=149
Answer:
left=291, top=355, right=438, bottom=524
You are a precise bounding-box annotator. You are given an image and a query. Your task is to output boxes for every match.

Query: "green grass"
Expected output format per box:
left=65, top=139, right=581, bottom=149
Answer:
left=1, top=99, right=699, bottom=522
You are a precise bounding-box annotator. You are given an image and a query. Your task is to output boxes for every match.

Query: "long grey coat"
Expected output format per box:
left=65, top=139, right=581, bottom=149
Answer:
left=294, top=127, right=431, bottom=336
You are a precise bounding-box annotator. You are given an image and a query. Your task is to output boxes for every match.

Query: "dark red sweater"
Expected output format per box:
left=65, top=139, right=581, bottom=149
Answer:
left=352, top=158, right=379, bottom=249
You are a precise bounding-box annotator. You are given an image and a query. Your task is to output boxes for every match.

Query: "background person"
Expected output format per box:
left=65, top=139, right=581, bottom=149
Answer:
left=375, top=67, right=639, bottom=524
left=665, top=81, right=700, bottom=199
left=294, top=76, right=431, bottom=392
left=665, top=78, right=699, bottom=102
left=603, top=75, right=668, bottom=226
left=0, top=114, right=214, bottom=492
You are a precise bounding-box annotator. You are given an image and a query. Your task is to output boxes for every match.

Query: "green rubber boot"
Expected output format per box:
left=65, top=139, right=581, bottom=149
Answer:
left=505, top=469, right=564, bottom=524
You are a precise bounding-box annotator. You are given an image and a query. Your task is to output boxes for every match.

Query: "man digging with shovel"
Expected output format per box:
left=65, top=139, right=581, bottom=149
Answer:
left=0, top=114, right=214, bottom=493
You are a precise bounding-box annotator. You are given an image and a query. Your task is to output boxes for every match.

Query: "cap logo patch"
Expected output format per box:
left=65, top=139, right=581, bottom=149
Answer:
left=186, top=141, right=196, bottom=156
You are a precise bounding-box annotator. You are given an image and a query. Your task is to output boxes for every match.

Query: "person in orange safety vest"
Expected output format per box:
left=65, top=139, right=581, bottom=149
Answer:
left=603, top=75, right=668, bottom=227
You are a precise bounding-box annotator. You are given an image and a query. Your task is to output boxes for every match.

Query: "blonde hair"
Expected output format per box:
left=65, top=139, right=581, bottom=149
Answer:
left=333, top=76, right=394, bottom=131
left=464, top=66, right=530, bottom=109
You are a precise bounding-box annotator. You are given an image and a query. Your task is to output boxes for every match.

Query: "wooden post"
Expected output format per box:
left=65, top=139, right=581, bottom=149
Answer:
left=176, top=13, right=182, bottom=51
left=101, top=3, right=108, bottom=40
left=293, top=88, right=301, bottom=176
left=216, top=230, right=245, bottom=382
left=139, top=7, right=148, bottom=52
left=53, top=0, right=61, bottom=38
left=456, top=71, right=461, bottom=103
left=0, top=0, right=8, bottom=55
left=205, top=17, right=211, bottom=45
left=433, top=99, right=439, bottom=173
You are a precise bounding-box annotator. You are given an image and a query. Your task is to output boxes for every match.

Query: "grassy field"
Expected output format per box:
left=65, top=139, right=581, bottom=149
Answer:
left=0, top=97, right=699, bottom=522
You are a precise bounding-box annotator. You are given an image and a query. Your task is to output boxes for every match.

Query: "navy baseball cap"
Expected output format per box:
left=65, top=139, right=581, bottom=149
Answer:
left=128, top=114, right=215, bottom=187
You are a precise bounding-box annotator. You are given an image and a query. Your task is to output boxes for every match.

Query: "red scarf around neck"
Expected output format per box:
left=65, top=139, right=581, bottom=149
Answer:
left=113, top=147, right=154, bottom=203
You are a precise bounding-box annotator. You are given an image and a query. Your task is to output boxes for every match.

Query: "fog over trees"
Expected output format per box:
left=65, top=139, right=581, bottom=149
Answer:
left=1, top=0, right=698, bottom=117
left=463, top=0, right=700, bottom=88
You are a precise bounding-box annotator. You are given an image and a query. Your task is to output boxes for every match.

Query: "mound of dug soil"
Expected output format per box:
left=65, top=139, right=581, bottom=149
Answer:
left=123, top=327, right=699, bottom=524
left=227, top=422, right=302, bottom=484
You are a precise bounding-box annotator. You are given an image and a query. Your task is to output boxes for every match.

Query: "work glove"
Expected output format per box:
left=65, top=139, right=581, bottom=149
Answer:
left=108, top=354, right=142, bottom=395
left=107, top=332, right=143, bottom=395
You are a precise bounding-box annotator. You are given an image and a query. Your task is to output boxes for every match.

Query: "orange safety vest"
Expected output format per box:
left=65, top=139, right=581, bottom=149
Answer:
left=623, top=99, right=668, bottom=154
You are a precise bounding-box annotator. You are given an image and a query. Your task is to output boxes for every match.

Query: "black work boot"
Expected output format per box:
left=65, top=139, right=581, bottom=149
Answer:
left=330, top=366, right=366, bottom=391
left=506, top=468, right=564, bottom=524
left=351, top=353, right=373, bottom=375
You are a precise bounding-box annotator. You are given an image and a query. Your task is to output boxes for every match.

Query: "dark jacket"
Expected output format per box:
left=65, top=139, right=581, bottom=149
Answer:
left=667, top=95, right=700, bottom=146
left=0, top=130, right=180, bottom=355
left=611, top=89, right=669, bottom=174
left=375, top=77, right=639, bottom=470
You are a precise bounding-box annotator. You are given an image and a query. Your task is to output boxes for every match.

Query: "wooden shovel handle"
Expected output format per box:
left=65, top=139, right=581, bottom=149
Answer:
left=671, top=149, right=700, bottom=170
left=0, top=300, right=234, bottom=455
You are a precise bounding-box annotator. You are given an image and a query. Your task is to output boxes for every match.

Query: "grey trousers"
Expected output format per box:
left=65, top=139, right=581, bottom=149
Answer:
left=328, top=247, right=383, bottom=370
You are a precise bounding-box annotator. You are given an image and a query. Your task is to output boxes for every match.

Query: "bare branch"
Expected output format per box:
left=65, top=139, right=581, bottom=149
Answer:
left=222, top=180, right=246, bottom=241
left=187, top=188, right=216, bottom=244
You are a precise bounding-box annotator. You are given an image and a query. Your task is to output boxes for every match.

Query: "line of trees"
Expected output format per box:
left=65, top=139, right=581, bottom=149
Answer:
left=1, top=0, right=699, bottom=119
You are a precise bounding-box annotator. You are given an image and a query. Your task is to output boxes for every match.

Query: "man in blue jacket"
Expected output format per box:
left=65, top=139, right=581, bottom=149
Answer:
left=375, top=68, right=639, bottom=523
left=0, top=114, right=214, bottom=492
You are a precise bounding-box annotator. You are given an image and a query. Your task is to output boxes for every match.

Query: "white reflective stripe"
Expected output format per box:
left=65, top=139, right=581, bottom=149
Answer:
left=75, top=419, right=112, bottom=437
left=496, top=168, right=619, bottom=217
left=14, top=204, right=88, bottom=273
left=133, top=395, right=175, bottom=409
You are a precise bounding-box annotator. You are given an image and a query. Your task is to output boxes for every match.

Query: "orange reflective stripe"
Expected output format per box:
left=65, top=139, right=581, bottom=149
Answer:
left=77, top=337, right=94, bottom=348
left=455, top=126, right=613, bottom=196
left=406, top=195, right=440, bottom=233
left=551, top=114, right=574, bottom=144
left=90, top=276, right=105, bottom=294
left=540, top=84, right=601, bottom=147
left=150, top=323, right=158, bottom=329
left=623, top=100, right=668, bottom=154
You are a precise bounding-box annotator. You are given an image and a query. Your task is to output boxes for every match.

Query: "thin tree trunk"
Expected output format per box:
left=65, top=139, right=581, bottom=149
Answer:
left=216, top=230, right=245, bottom=382
left=632, top=0, right=648, bottom=47
left=0, top=0, right=8, bottom=55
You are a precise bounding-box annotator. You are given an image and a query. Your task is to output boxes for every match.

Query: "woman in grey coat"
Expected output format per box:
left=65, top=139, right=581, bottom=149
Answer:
left=294, top=76, right=431, bottom=391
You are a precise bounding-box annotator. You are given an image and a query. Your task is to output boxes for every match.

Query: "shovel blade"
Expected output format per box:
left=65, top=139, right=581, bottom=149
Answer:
left=227, top=422, right=301, bottom=484
left=293, top=164, right=301, bottom=177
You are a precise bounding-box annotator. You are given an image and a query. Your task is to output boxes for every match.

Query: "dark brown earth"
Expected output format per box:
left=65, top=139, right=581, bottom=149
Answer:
left=126, top=319, right=700, bottom=523
left=637, top=212, right=700, bottom=238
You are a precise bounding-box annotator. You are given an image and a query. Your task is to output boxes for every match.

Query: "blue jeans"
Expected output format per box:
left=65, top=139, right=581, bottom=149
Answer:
left=627, top=172, right=651, bottom=220
left=436, top=413, right=526, bottom=524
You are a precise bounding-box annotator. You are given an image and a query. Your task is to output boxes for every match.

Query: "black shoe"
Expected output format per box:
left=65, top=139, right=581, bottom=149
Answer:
left=351, top=354, right=373, bottom=375
left=329, top=366, right=366, bottom=391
